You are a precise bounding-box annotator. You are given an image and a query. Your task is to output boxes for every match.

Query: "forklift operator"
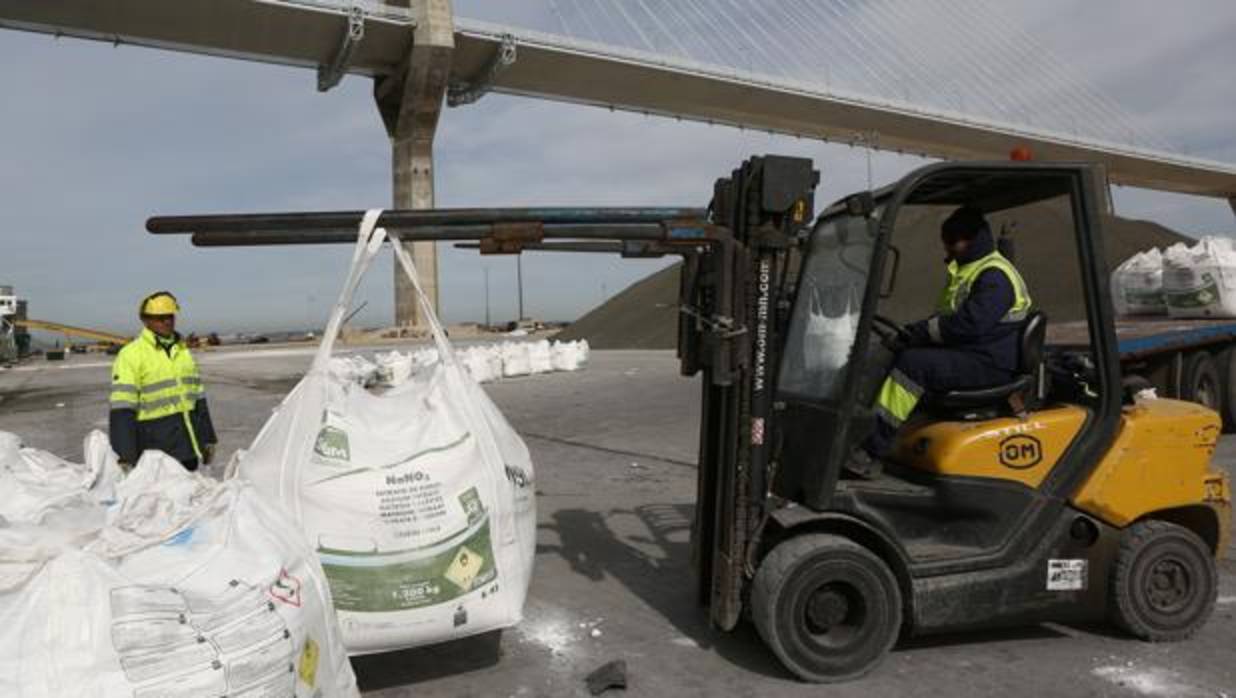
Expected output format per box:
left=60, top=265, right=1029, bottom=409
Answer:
left=860, top=206, right=1033, bottom=464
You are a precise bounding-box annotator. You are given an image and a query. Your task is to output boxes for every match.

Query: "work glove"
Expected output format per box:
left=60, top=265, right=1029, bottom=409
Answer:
left=117, top=460, right=134, bottom=475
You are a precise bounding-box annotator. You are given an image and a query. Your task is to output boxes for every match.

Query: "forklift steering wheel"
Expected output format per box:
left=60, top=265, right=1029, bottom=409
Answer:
left=871, top=314, right=911, bottom=350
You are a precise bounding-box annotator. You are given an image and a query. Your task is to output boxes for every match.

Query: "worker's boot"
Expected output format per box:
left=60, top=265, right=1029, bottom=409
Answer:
left=844, top=447, right=884, bottom=479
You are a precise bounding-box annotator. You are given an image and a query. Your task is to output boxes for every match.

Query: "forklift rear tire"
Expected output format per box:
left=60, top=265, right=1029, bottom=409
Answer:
left=752, top=533, right=901, bottom=682
left=1109, top=520, right=1217, bottom=642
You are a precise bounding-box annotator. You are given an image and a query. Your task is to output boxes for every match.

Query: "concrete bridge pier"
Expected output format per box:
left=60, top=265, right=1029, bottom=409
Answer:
left=376, top=0, right=454, bottom=329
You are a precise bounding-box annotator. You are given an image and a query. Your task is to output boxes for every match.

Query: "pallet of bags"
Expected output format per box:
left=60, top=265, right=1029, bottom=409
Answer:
left=1163, top=237, right=1236, bottom=318
left=232, top=212, right=537, bottom=655
left=0, top=431, right=358, bottom=698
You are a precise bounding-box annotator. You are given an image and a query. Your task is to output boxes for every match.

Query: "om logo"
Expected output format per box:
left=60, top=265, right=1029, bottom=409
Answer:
left=999, top=434, right=1042, bottom=469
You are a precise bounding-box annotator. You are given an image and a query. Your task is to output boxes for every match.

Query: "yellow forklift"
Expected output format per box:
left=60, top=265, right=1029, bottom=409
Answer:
left=149, top=156, right=1230, bottom=682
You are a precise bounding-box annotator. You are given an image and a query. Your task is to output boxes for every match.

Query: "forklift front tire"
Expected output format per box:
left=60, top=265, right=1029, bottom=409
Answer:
left=1109, top=520, right=1217, bottom=642
left=752, top=533, right=901, bottom=683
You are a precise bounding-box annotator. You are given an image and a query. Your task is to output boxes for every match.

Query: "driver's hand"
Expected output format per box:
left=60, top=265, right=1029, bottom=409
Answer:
left=903, top=320, right=932, bottom=347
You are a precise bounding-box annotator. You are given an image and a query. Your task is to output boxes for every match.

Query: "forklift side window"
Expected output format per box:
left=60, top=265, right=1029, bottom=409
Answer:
left=778, top=212, right=879, bottom=400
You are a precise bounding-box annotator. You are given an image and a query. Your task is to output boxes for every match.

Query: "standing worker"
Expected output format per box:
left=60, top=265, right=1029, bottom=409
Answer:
left=855, top=206, right=1033, bottom=472
left=109, top=291, right=217, bottom=471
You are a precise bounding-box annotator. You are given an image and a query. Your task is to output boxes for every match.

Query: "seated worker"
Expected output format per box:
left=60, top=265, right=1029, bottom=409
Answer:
left=854, top=206, right=1033, bottom=473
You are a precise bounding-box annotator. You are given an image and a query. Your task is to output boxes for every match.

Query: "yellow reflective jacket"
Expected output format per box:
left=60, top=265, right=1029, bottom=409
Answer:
left=109, top=328, right=216, bottom=467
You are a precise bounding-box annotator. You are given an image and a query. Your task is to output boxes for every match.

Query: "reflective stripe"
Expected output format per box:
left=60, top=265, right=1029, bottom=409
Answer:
left=110, top=383, right=138, bottom=393
left=139, top=395, right=186, bottom=412
left=142, top=378, right=179, bottom=393
left=182, top=376, right=202, bottom=385
left=927, top=316, right=943, bottom=344
left=875, top=373, right=921, bottom=424
left=110, top=398, right=137, bottom=409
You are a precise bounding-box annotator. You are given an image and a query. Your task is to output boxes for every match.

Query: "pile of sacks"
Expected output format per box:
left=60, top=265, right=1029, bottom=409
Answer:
left=330, top=339, right=590, bottom=388
left=0, top=431, right=359, bottom=698
left=1111, top=236, right=1236, bottom=318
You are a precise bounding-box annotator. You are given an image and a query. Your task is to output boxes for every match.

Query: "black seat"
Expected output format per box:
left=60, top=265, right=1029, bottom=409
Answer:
left=925, top=311, right=1047, bottom=412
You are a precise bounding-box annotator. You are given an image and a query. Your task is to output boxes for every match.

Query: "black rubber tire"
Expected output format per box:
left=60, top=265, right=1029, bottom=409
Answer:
left=752, top=534, right=902, bottom=683
left=1215, top=346, right=1236, bottom=432
left=1180, top=351, right=1221, bottom=413
left=1109, top=520, right=1217, bottom=642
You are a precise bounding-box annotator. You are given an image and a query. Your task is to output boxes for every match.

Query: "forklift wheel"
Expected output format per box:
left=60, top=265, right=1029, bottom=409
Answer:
left=752, top=534, right=901, bottom=683
left=1109, top=520, right=1217, bottom=642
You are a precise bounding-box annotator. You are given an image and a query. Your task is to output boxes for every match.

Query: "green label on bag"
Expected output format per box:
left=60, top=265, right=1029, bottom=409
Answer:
left=1165, top=273, right=1219, bottom=309
left=318, top=520, right=497, bottom=612
left=314, top=425, right=351, bottom=462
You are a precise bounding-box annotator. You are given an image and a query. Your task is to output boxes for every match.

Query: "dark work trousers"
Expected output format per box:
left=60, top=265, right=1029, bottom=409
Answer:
left=865, top=346, right=1014, bottom=457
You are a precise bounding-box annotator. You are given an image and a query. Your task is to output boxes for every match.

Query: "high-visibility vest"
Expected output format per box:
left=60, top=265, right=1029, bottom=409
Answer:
left=109, top=328, right=206, bottom=457
left=936, top=250, right=1032, bottom=323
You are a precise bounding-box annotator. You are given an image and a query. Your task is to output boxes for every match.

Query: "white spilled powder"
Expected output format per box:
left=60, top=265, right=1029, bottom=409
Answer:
left=1217, top=595, right=1236, bottom=606
left=1091, top=665, right=1209, bottom=697
left=517, top=612, right=578, bottom=657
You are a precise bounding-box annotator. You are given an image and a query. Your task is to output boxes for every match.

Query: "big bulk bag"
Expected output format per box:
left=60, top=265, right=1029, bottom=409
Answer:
left=0, top=443, right=358, bottom=698
left=1163, top=237, right=1236, bottom=318
left=1110, top=248, right=1166, bottom=316
left=233, top=212, right=537, bottom=654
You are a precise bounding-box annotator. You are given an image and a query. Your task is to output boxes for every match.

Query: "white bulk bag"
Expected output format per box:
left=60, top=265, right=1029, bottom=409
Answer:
left=330, top=354, right=380, bottom=387
left=1163, top=237, right=1236, bottom=318
left=374, top=350, right=415, bottom=387
left=0, top=430, right=122, bottom=524
left=527, top=340, right=554, bottom=375
left=500, top=341, right=532, bottom=377
left=234, top=212, right=537, bottom=654
left=1110, top=248, right=1165, bottom=316
left=0, top=447, right=358, bottom=698
left=550, top=341, right=584, bottom=372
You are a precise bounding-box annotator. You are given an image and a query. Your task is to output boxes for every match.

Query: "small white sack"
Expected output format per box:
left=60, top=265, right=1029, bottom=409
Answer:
left=0, top=447, right=358, bottom=698
left=235, top=212, right=537, bottom=654
left=1111, top=248, right=1165, bottom=316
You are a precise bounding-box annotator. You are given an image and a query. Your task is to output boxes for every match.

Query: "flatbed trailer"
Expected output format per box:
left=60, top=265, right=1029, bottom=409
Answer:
left=1049, top=317, right=1236, bottom=427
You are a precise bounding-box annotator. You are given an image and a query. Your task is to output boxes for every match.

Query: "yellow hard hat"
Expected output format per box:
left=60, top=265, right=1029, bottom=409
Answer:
left=139, top=291, right=180, bottom=316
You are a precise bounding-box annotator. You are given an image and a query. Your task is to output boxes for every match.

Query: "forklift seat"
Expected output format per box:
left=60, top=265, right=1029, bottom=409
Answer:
left=924, top=311, right=1046, bottom=413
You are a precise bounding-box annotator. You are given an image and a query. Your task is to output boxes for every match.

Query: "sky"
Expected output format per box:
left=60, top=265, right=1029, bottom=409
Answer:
left=1, top=0, right=1234, bottom=336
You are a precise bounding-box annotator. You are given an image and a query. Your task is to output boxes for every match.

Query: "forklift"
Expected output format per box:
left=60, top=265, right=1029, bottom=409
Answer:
left=149, top=156, right=1231, bottom=682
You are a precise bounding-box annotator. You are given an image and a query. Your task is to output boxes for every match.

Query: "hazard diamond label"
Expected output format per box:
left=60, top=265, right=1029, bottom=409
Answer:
left=444, top=545, right=484, bottom=591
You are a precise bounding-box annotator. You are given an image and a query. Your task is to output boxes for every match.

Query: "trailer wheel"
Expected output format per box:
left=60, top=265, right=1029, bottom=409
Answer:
left=752, top=533, right=901, bottom=683
left=1215, top=347, right=1236, bottom=432
left=1109, top=520, right=1217, bottom=641
left=1181, top=352, right=1220, bottom=413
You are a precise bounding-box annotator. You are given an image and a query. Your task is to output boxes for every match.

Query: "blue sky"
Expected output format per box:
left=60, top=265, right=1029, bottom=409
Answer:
left=1, top=0, right=1234, bottom=336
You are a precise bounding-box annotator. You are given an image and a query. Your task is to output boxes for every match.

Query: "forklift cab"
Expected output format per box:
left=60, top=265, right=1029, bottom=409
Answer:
left=752, top=161, right=1229, bottom=682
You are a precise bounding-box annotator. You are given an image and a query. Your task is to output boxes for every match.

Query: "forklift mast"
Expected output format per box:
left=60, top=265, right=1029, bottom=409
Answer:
left=683, top=156, right=818, bottom=630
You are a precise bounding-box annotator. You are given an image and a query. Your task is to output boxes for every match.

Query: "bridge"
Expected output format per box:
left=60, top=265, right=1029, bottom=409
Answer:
left=3, top=0, right=1234, bottom=326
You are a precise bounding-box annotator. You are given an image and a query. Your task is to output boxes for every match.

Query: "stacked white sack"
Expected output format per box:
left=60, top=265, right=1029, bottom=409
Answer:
left=234, top=212, right=537, bottom=654
left=1163, top=237, right=1236, bottom=318
left=1111, top=248, right=1166, bottom=316
left=0, top=432, right=358, bottom=698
